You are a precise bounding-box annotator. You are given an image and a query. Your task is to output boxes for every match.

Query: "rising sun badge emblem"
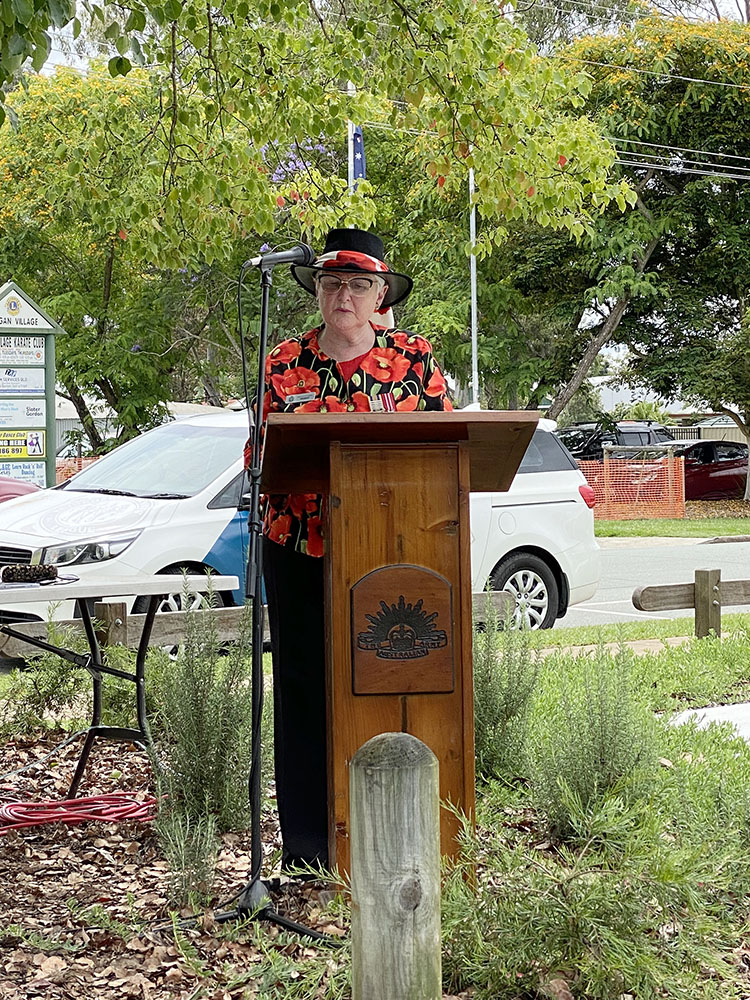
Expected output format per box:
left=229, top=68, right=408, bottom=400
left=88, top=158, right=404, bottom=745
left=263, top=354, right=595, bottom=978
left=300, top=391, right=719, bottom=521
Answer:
left=357, top=595, right=448, bottom=660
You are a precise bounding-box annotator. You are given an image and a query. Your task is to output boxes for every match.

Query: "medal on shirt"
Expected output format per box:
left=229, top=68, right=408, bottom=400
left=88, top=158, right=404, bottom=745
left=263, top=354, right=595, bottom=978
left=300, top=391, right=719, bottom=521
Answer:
left=369, top=392, right=396, bottom=412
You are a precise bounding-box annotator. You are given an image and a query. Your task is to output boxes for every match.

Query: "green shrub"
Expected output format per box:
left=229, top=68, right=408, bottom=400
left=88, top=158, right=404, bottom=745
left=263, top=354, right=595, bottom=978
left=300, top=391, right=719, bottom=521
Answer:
left=653, top=718, right=750, bottom=901
left=473, top=600, right=540, bottom=783
left=154, top=589, right=254, bottom=833
left=154, top=811, right=219, bottom=908
left=0, top=618, right=169, bottom=737
left=528, top=644, right=659, bottom=840
left=442, top=798, right=735, bottom=1000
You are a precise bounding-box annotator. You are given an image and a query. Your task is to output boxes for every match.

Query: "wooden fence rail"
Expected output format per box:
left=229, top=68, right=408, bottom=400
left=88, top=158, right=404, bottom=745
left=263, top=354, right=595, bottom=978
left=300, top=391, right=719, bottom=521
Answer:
left=632, top=568, right=750, bottom=637
left=0, top=592, right=514, bottom=660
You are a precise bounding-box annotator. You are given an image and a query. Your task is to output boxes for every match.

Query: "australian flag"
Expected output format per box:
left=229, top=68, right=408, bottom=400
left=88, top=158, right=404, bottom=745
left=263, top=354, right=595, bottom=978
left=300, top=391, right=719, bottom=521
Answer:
left=352, top=124, right=366, bottom=188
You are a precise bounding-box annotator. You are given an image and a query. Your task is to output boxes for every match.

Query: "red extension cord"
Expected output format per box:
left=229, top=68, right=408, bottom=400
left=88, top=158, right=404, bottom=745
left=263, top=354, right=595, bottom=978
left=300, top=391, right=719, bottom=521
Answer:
left=0, top=793, right=158, bottom=834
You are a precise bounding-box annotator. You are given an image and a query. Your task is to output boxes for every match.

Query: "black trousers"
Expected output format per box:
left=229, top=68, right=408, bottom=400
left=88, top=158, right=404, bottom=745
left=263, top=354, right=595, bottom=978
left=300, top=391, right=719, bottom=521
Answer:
left=262, top=537, right=328, bottom=866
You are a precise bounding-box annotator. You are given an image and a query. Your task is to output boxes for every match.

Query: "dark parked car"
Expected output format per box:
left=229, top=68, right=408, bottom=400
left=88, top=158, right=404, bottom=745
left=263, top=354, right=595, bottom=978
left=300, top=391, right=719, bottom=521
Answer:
left=557, top=421, right=676, bottom=461
left=597, top=439, right=748, bottom=501
left=666, top=439, right=747, bottom=500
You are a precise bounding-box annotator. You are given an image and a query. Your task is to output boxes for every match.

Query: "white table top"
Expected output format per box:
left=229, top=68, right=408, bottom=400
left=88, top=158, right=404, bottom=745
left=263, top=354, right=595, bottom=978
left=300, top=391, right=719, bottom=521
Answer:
left=0, top=574, right=240, bottom=605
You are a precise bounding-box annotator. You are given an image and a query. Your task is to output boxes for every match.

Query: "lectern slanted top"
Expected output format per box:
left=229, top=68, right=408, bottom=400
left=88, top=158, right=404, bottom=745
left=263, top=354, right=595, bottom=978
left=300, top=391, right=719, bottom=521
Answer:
left=262, top=410, right=538, bottom=873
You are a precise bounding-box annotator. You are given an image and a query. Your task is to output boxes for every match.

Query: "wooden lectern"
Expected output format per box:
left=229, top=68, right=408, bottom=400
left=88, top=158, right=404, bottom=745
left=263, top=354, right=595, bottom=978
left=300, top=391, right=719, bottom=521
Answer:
left=262, top=411, right=538, bottom=873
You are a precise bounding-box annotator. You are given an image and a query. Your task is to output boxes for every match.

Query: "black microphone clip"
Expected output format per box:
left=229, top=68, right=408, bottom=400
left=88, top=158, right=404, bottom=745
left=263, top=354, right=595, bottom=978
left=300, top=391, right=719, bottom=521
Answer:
left=245, top=243, right=315, bottom=269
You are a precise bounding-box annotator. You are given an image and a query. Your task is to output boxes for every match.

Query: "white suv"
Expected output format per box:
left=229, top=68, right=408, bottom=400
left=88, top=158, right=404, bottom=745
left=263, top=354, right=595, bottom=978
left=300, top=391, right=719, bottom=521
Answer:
left=471, top=418, right=599, bottom=628
left=0, top=413, right=598, bottom=630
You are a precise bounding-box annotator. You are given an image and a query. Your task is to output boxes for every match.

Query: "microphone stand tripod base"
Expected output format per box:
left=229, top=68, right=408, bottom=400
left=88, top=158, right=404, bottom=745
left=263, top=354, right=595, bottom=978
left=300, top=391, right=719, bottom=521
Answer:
left=237, top=878, right=273, bottom=916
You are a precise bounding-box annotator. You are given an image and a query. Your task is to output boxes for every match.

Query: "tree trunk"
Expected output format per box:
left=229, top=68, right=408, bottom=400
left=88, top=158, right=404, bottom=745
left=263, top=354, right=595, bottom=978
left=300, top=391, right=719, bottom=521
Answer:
left=714, top=408, right=750, bottom=500
left=60, top=380, right=105, bottom=453
left=546, top=235, right=659, bottom=422
left=201, top=343, right=224, bottom=407
left=546, top=295, right=631, bottom=421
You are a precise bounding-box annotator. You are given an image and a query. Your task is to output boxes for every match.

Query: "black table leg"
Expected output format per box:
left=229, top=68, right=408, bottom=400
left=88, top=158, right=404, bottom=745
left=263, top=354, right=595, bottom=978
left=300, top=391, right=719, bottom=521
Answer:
left=135, top=595, right=159, bottom=741
left=2, top=590, right=171, bottom=796
left=66, top=594, right=162, bottom=798
left=67, top=597, right=105, bottom=798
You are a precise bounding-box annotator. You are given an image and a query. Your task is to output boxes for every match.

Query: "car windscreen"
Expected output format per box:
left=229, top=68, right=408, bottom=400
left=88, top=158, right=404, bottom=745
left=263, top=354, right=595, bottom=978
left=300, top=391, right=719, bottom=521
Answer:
left=555, top=426, right=603, bottom=457
left=518, top=430, right=577, bottom=473
left=60, top=422, right=247, bottom=498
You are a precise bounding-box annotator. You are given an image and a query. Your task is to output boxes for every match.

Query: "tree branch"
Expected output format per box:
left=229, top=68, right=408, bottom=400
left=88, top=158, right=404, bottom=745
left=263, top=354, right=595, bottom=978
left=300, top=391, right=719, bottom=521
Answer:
left=546, top=235, right=660, bottom=421
left=61, top=378, right=105, bottom=453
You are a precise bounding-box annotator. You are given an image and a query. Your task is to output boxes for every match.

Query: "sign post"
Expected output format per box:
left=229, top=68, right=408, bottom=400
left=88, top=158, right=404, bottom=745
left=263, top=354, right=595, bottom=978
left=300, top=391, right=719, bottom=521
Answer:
left=0, top=281, right=63, bottom=488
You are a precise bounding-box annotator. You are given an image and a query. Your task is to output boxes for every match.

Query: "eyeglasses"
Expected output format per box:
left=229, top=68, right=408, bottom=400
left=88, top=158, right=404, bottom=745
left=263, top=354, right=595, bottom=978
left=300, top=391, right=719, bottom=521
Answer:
left=316, top=274, right=380, bottom=296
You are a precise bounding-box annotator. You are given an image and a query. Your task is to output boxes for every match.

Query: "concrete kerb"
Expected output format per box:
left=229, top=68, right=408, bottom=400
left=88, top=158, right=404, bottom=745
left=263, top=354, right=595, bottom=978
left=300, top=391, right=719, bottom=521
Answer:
left=596, top=536, right=711, bottom=548
left=596, top=534, right=750, bottom=548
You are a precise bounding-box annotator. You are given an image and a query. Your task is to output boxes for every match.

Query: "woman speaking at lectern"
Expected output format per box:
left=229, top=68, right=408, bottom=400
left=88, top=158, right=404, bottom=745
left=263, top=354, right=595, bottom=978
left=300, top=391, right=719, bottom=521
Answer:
left=260, top=228, right=452, bottom=872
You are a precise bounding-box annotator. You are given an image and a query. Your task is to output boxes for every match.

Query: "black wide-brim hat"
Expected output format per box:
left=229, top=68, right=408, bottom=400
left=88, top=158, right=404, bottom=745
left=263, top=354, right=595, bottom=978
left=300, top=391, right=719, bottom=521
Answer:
left=290, top=228, right=413, bottom=309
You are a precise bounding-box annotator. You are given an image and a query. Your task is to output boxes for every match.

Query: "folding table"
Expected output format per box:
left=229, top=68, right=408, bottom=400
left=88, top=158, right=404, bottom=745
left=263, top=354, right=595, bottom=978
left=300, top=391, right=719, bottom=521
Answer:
left=0, top=574, right=239, bottom=796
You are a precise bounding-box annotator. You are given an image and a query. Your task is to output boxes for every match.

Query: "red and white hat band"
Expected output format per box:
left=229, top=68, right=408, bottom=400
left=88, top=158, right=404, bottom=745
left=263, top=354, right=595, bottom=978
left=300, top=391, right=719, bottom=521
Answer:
left=317, top=250, right=390, bottom=274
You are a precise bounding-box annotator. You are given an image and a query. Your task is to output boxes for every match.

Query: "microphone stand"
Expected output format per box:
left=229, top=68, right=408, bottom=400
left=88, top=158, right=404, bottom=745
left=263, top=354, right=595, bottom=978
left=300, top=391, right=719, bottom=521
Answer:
left=227, top=261, right=333, bottom=942
left=238, top=263, right=272, bottom=915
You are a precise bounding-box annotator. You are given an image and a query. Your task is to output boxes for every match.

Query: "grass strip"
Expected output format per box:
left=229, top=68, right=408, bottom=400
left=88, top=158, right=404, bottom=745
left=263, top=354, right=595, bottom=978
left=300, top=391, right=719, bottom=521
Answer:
left=595, top=517, right=750, bottom=537
left=538, top=612, right=750, bottom=648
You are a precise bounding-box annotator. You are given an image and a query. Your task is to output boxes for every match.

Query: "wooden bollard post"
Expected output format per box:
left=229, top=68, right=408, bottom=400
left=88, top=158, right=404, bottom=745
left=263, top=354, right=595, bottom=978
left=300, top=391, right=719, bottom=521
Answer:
left=93, top=601, right=128, bottom=647
left=350, top=732, right=441, bottom=1000
left=694, top=568, right=721, bottom=638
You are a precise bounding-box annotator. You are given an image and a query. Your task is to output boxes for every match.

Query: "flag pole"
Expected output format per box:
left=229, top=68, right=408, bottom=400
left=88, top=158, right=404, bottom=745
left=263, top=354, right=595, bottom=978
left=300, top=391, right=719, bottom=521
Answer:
left=347, top=123, right=355, bottom=192
left=347, top=81, right=355, bottom=194
left=469, top=166, right=479, bottom=407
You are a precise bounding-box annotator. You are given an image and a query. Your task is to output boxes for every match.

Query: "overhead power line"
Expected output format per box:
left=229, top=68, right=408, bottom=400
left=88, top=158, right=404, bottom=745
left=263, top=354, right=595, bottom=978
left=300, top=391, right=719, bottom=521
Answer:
left=615, top=158, right=750, bottom=181
left=608, top=136, right=750, bottom=166
left=529, top=0, right=709, bottom=25
left=613, top=151, right=750, bottom=177
left=563, top=56, right=750, bottom=92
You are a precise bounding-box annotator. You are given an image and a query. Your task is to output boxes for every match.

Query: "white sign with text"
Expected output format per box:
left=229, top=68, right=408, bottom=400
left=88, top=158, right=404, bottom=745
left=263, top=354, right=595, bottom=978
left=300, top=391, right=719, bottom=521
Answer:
left=0, top=398, right=46, bottom=428
left=0, top=291, right=55, bottom=332
left=0, top=368, right=45, bottom=395
left=0, top=461, right=46, bottom=486
left=0, top=336, right=46, bottom=365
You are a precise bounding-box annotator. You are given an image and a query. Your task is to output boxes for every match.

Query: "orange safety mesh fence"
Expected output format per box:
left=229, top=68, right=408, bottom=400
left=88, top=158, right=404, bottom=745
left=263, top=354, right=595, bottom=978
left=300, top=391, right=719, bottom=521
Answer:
left=55, top=456, right=99, bottom=483
left=578, top=455, right=685, bottom=520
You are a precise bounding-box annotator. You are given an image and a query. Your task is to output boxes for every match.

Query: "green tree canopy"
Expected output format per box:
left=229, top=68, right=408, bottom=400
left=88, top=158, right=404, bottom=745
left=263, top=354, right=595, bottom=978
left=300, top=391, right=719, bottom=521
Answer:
left=435, top=14, right=750, bottom=414
left=0, top=2, right=643, bottom=435
left=4, top=0, right=633, bottom=257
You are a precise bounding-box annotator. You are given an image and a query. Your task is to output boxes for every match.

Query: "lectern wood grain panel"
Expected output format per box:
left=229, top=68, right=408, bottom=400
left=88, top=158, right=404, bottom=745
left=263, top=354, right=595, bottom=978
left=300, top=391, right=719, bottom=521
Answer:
left=261, top=410, right=538, bottom=874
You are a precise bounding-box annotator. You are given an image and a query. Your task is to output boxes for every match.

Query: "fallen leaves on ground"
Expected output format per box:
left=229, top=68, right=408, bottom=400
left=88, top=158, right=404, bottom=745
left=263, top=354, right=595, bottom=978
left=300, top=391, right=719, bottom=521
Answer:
left=685, top=500, right=750, bottom=520
left=0, top=730, right=350, bottom=999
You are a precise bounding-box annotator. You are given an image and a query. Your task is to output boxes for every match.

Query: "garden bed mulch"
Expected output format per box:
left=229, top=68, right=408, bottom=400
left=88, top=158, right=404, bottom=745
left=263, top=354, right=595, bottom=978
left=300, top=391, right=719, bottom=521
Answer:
left=685, top=499, right=750, bottom=520
left=0, top=732, right=364, bottom=1000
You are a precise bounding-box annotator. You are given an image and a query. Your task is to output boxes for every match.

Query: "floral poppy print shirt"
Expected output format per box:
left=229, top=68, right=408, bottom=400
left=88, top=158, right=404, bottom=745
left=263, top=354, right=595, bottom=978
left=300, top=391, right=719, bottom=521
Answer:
left=262, top=324, right=453, bottom=557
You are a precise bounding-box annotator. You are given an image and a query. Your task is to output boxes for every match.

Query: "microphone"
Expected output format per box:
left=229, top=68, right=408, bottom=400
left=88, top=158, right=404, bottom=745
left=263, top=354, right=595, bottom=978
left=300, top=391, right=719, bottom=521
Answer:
left=245, top=243, right=315, bottom=268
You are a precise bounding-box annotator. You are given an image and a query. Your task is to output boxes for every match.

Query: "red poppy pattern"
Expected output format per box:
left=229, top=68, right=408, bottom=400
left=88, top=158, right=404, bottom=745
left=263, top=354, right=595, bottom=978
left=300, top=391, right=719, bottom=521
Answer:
left=261, top=325, right=452, bottom=556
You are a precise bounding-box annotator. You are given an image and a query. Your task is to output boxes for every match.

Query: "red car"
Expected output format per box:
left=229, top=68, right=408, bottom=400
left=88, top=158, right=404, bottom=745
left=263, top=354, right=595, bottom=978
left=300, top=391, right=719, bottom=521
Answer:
left=582, top=438, right=749, bottom=504
left=678, top=439, right=748, bottom=500
left=0, top=476, right=41, bottom=502
left=622, top=439, right=749, bottom=500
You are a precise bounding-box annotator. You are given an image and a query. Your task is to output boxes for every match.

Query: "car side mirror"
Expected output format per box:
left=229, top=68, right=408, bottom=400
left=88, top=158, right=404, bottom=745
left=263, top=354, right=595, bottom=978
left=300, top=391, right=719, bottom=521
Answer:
left=237, top=470, right=253, bottom=511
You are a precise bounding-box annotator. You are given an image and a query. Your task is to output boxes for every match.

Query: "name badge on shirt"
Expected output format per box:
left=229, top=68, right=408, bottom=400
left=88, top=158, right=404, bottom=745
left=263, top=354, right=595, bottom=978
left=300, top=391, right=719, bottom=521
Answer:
left=369, top=392, right=396, bottom=412
left=286, top=391, right=317, bottom=405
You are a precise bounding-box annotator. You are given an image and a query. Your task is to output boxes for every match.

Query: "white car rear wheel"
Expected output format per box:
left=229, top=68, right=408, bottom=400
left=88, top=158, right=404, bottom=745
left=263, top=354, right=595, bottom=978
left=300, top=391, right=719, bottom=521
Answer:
left=491, top=553, right=559, bottom=630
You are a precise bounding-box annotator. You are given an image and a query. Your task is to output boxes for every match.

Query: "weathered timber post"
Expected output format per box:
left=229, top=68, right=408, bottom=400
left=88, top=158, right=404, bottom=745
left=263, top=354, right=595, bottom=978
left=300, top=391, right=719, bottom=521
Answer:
left=694, top=568, right=721, bottom=638
left=350, top=732, right=441, bottom=1000
left=94, top=602, right=128, bottom=648
left=602, top=447, right=610, bottom=511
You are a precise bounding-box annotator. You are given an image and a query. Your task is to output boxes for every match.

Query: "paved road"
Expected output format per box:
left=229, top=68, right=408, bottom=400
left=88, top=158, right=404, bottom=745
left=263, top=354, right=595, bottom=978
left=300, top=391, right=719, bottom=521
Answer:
left=558, top=536, right=750, bottom=629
